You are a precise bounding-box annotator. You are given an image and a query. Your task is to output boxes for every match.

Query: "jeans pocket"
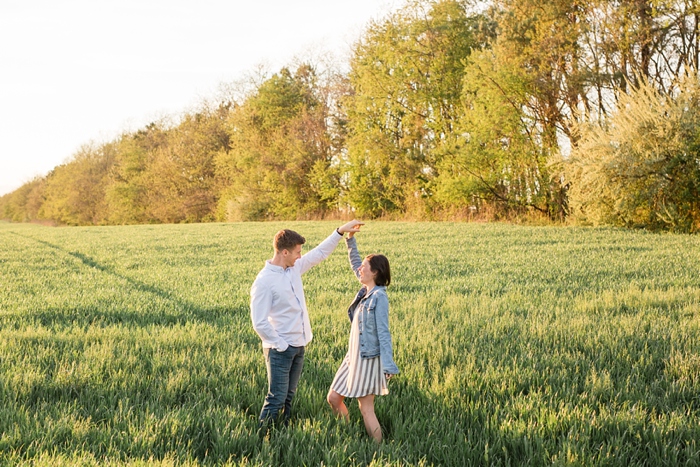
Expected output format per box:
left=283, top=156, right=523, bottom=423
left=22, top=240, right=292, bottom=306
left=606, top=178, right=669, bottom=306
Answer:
left=264, top=347, right=283, bottom=361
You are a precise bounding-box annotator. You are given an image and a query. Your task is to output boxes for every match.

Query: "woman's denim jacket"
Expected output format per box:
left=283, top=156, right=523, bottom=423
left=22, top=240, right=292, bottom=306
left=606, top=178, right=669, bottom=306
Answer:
left=345, top=237, right=400, bottom=375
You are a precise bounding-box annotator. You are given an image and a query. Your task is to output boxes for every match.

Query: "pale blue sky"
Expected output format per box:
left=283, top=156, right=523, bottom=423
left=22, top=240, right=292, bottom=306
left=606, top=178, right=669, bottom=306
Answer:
left=0, top=0, right=401, bottom=196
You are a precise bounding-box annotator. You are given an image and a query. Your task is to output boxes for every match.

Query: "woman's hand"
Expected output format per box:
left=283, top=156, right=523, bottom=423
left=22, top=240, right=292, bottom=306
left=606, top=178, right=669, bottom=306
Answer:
left=338, top=220, right=364, bottom=237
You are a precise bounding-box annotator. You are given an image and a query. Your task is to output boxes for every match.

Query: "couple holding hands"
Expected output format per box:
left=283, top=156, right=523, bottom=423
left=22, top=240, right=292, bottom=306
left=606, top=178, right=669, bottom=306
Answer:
left=250, top=220, right=399, bottom=443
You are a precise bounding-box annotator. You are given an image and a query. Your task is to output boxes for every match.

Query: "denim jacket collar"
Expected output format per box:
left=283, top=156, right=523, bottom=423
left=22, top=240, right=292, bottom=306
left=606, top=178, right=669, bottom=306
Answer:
left=348, top=285, right=385, bottom=322
left=351, top=284, right=383, bottom=305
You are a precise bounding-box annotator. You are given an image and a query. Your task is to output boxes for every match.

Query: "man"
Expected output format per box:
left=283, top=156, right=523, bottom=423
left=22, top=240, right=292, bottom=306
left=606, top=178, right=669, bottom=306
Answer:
left=251, top=220, right=363, bottom=428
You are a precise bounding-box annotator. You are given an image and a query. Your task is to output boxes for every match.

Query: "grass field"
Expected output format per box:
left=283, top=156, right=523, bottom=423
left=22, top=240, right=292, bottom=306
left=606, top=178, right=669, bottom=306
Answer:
left=1, top=220, right=699, bottom=466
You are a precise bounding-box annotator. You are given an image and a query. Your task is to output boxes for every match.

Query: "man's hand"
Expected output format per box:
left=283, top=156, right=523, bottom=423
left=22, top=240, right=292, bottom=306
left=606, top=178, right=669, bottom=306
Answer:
left=338, top=219, right=364, bottom=237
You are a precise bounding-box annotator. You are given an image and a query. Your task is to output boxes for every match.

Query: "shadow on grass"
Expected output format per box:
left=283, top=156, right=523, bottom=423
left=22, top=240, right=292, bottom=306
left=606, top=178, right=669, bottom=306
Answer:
left=24, top=304, right=247, bottom=330
left=8, top=231, right=239, bottom=329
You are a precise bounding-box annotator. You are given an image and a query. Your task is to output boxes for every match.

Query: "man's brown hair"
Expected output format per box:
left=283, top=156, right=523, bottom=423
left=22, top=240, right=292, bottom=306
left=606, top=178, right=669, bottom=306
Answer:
left=273, top=229, right=306, bottom=252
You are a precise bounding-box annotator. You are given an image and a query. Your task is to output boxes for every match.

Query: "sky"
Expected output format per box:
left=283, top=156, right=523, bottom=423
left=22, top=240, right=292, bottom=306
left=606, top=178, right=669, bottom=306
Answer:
left=0, top=0, right=403, bottom=196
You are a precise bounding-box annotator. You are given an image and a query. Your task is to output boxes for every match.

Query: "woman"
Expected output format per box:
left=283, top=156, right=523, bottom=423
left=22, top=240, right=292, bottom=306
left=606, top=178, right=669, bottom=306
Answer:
left=327, top=227, right=400, bottom=443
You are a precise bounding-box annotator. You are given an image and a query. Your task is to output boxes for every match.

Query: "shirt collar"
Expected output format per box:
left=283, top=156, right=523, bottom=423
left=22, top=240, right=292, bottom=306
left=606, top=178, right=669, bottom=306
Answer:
left=264, top=260, right=285, bottom=273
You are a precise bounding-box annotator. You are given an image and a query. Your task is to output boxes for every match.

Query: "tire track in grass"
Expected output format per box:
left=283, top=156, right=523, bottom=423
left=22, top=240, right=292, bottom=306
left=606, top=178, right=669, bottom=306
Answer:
left=5, top=230, right=238, bottom=328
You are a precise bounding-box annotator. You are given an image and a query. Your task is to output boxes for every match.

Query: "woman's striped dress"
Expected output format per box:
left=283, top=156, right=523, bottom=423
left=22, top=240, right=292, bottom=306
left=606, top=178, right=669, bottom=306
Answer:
left=330, top=307, right=388, bottom=398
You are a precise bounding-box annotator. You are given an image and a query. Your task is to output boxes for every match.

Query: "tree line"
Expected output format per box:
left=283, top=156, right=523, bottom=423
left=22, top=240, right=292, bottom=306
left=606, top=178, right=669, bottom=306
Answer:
left=2, top=0, right=700, bottom=231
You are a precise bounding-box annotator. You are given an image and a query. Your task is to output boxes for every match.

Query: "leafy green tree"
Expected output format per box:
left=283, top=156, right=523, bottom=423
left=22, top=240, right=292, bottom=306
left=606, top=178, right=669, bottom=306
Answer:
left=435, top=50, right=557, bottom=218
left=216, top=65, right=341, bottom=220
left=105, top=122, right=168, bottom=224
left=566, top=75, right=700, bottom=232
left=434, top=0, right=582, bottom=219
left=0, top=177, right=46, bottom=222
left=589, top=0, right=700, bottom=93
left=39, top=143, right=116, bottom=225
left=345, top=0, right=479, bottom=218
left=436, top=0, right=700, bottom=220
left=143, top=107, right=229, bottom=223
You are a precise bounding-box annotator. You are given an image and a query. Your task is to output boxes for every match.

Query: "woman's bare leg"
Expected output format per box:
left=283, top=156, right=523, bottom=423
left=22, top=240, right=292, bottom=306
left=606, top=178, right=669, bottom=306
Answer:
left=327, top=390, right=349, bottom=421
left=357, top=394, right=382, bottom=443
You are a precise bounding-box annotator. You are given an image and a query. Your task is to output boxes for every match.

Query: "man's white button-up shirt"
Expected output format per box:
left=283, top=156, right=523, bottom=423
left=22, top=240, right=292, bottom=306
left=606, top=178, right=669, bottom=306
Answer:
left=250, top=230, right=343, bottom=351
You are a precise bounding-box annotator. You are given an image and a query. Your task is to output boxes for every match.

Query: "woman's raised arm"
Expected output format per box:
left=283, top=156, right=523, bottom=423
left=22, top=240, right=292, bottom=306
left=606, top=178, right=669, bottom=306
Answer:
left=346, top=236, right=363, bottom=281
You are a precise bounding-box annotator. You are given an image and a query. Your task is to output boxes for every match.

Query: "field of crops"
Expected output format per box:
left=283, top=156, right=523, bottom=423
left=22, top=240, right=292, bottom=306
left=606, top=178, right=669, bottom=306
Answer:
left=1, top=220, right=699, bottom=466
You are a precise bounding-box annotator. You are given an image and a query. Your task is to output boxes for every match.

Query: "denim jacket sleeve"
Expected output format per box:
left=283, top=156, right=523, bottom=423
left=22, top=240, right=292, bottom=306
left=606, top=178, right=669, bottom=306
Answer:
left=373, top=291, right=400, bottom=375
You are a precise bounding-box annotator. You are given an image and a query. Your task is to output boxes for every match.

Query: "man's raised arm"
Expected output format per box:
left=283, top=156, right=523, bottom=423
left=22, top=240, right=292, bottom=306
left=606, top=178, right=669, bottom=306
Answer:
left=295, top=220, right=364, bottom=274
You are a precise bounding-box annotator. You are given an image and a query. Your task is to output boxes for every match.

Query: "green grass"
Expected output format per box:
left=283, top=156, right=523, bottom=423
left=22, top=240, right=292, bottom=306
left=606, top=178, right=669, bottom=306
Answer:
left=1, top=221, right=699, bottom=466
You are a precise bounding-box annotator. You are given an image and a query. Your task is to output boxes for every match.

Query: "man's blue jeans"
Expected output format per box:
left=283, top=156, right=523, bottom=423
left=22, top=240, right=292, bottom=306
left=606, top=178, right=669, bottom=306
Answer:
left=259, top=345, right=305, bottom=425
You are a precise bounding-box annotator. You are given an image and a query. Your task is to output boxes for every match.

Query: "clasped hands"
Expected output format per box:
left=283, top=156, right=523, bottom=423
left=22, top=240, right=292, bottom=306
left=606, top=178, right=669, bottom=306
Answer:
left=337, top=220, right=365, bottom=237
